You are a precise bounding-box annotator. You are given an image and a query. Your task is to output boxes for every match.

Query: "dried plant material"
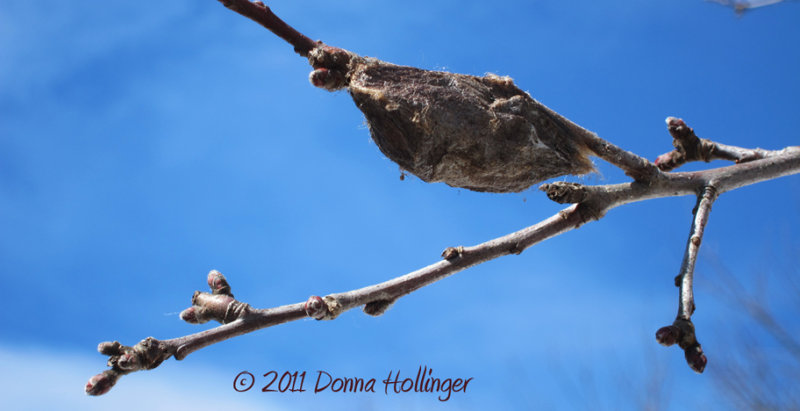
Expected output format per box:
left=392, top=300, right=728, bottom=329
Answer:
left=309, top=46, right=596, bottom=193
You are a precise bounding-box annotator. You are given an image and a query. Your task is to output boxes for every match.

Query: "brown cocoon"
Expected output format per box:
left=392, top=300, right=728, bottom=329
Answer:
left=309, top=46, right=595, bottom=193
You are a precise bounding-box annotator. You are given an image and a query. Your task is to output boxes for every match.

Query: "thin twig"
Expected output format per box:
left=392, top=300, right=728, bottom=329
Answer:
left=223, top=0, right=663, bottom=186
left=85, top=0, right=800, bottom=395
left=655, top=185, right=718, bottom=373
left=656, top=117, right=779, bottom=171
left=87, top=147, right=800, bottom=394
left=218, top=0, right=318, bottom=56
left=532, top=100, right=664, bottom=183
left=677, top=185, right=718, bottom=320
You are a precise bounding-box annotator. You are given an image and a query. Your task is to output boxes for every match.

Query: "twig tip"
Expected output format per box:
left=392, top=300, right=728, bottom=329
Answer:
left=207, top=270, right=232, bottom=296
left=655, top=325, right=679, bottom=346
left=85, top=370, right=118, bottom=396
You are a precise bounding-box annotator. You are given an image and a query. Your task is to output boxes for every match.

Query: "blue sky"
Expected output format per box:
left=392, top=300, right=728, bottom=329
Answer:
left=1, top=1, right=799, bottom=409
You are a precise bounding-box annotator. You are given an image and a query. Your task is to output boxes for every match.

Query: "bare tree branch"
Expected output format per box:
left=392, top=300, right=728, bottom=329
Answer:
left=84, top=0, right=800, bottom=395
left=221, top=0, right=662, bottom=188
left=656, top=117, right=778, bottom=171
left=87, top=142, right=800, bottom=395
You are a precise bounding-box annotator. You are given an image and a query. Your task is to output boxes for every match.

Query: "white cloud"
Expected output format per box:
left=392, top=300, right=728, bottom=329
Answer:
left=0, top=344, right=279, bottom=411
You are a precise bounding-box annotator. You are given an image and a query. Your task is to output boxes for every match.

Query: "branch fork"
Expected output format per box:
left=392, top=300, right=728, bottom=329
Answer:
left=180, top=270, right=250, bottom=324
left=656, top=117, right=771, bottom=171
left=304, top=295, right=343, bottom=320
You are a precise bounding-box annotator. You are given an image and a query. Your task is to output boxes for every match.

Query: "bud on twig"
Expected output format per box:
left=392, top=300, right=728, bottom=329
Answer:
left=685, top=344, right=707, bottom=373
left=116, top=352, right=140, bottom=371
left=97, top=341, right=123, bottom=356
left=655, top=325, right=680, bottom=346
left=85, top=370, right=118, bottom=396
left=363, top=298, right=396, bottom=316
left=207, top=270, right=232, bottom=296
left=180, top=306, right=202, bottom=324
left=305, top=295, right=326, bottom=320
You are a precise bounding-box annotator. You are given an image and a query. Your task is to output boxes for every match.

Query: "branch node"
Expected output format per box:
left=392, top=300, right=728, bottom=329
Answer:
left=225, top=301, right=252, bottom=323
left=674, top=319, right=707, bottom=373
left=181, top=270, right=249, bottom=324
left=87, top=337, right=173, bottom=395
left=441, top=246, right=464, bottom=260
left=655, top=319, right=707, bottom=373
left=305, top=295, right=342, bottom=320
left=307, top=45, right=355, bottom=91
left=182, top=292, right=238, bottom=324
left=363, top=298, right=397, bottom=316
left=539, top=182, right=589, bottom=204
left=657, top=117, right=713, bottom=171
left=574, top=202, right=606, bottom=225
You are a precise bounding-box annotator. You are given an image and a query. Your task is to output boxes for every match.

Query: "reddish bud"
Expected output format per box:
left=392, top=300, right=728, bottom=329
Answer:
left=98, top=341, right=123, bottom=356
left=654, top=153, right=670, bottom=167
left=180, top=306, right=207, bottom=324
left=685, top=345, right=707, bottom=373
left=665, top=117, right=685, bottom=129
left=309, top=67, right=330, bottom=87
left=85, top=371, right=118, bottom=396
left=655, top=325, right=680, bottom=346
left=207, top=270, right=231, bottom=295
left=308, top=68, right=346, bottom=91
left=305, top=295, right=327, bottom=320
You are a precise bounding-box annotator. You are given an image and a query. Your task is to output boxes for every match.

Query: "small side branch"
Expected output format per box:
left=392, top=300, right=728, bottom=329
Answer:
left=656, top=185, right=718, bottom=373
left=678, top=185, right=717, bottom=321
left=656, top=117, right=777, bottom=171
